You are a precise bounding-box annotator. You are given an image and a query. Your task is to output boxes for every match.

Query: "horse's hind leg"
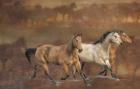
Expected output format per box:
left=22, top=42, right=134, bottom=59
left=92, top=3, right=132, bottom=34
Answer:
left=72, top=66, right=76, bottom=79
left=97, top=68, right=107, bottom=75
left=81, top=62, right=88, bottom=79
left=43, top=64, right=56, bottom=84
left=104, top=70, right=107, bottom=76
left=97, top=65, right=109, bottom=76
left=61, top=64, right=69, bottom=80
left=31, top=65, right=39, bottom=79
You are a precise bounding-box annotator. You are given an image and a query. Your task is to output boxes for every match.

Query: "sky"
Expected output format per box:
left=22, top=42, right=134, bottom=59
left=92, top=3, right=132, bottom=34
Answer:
left=25, top=0, right=139, bottom=8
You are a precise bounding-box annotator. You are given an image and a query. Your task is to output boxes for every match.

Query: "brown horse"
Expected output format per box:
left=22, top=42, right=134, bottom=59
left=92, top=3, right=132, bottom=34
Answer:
left=109, top=31, right=132, bottom=72
left=97, top=31, right=133, bottom=77
left=108, top=31, right=133, bottom=75
left=25, top=33, right=87, bottom=84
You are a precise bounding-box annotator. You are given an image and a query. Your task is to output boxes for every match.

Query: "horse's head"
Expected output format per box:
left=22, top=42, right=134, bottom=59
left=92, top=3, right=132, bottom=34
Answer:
left=72, top=33, right=83, bottom=53
left=109, top=32, right=123, bottom=45
left=120, top=32, right=132, bottom=44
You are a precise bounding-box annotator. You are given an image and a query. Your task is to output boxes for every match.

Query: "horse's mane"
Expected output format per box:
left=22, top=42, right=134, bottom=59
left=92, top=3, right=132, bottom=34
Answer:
left=67, top=37, right=74, bottom=55
left=67, top=33, right=81, bottom=55
left=94, top=30, right=123, bottom=44
left=94, top=31, right=112, bottom=44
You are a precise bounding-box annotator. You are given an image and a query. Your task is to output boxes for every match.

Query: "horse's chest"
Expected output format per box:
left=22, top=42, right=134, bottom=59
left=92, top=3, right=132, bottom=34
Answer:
left=98, top=50, right=109, bottom=62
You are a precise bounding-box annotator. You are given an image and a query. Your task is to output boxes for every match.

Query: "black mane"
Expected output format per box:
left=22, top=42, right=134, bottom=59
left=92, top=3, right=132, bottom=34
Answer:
left=94, top=30, right=123, bottom=44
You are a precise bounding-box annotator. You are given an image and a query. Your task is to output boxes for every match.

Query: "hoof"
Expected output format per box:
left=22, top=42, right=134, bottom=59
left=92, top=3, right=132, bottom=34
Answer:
left=61, top=77, right=66, bottom=80
left=61, top=75, right=69, bottom=80
left=55, top=81, right=63, bottom=86
left=85, top=77, right=90, bottom=81
left=113, top=77, right=120, bottom=81
left=86, top=83, right=92, bottom=87
left=112, top=75, right=120, bottom=81
left=30, top=76, right=35, bottom=80
left=72, top=79, right=81, bottom=82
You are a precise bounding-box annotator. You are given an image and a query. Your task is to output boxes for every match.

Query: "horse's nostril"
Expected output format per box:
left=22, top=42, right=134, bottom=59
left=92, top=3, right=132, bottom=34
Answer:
left=79, top=49, right=83, bottom=52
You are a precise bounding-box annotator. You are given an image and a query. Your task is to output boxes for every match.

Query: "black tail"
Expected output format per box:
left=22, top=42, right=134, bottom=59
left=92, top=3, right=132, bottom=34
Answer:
left=25, top=48, right=36, bottom=64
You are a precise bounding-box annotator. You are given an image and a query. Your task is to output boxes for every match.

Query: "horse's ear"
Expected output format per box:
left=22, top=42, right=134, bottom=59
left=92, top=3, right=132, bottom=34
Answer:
left=117, top=31, right=123, bottom=34
left=73, top=32, right=82, bottom=38
left=77, top=32, right=82, bottom=36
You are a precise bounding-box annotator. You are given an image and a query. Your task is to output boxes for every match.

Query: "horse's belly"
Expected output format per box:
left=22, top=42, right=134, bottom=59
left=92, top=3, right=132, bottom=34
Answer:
left=79, top=52, right=106, bottom=65
left=79, top=53, right=94, bottom=62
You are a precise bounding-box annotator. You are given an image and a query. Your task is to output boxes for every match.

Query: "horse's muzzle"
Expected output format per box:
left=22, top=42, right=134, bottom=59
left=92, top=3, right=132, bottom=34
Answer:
left=78, top=49, right=83, bottom=53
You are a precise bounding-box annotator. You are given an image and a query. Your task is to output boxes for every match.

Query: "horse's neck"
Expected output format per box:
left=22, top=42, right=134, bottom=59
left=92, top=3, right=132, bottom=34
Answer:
left=67, top=47, right=78, bottom=56
left=101, top=39, right=111, bottom=53
left=66, top=41, right=77, bottom=56
left=71, top=48, right=78, bottom=56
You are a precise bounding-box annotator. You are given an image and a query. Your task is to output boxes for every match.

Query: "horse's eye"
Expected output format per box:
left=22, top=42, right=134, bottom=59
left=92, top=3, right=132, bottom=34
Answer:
left=114, top=35, right=117, bottom=38
left=123, top=35, right=127, bottom=37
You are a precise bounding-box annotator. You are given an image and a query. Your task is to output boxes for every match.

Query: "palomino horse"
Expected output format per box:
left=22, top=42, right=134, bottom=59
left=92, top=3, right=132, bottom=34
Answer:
left=73, top=31, right=123, bottom=79
left=25, top=33, right=87, bottom=84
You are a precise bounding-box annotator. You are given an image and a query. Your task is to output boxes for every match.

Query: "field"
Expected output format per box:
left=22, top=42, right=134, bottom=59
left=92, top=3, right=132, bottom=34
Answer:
left=0, top=25, right=140, bottom=89
left=0, top=1, right=140, bottom=89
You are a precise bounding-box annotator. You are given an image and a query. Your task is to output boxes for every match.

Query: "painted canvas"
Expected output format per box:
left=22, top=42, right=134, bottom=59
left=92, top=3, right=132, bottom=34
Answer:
left=0, top=0, right=140, bottom=89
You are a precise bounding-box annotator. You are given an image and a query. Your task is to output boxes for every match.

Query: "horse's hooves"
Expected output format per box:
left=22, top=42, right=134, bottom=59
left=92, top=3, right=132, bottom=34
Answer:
left=112, top=76, right=120, bottom=81
left=55, top=83, right=61, bottom=86
left=115, top=78, right=120, bottom=81
left=55, top=81, right=63, bottom=86
left=110, top=76, right=120, bottom=81
left=30, top=76, right=34, bottom=80
left=61, top=78, right=66, bottom=80
left=61, top=75, right=69, bottom=80
left=86, top=83, right=92, bottom=87
left=85, top=77, right=90, bottom=81
left=61, top=77, right=68, bottom=80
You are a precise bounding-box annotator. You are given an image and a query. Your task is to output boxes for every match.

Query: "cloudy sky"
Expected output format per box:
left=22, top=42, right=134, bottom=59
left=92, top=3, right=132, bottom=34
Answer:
left=25, top=0, right=139, bottom=8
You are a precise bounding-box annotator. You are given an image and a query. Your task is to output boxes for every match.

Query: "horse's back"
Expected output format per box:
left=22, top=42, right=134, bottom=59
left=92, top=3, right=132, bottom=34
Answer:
left=79, top=43, right=109, bottom=65
left=35, top=44, right=67, bottom=63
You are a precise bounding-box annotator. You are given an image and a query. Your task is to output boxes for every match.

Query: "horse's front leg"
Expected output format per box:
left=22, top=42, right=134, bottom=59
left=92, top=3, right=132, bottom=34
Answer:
left=75, top=61, right=89, bottom=85
left=108, top=67, right=118, bottom=79
left=72, top=62, right=87, bottom=79
left=106, top=61, right=118, bottom=79
left=72, top=66, right=77, bottom=79
left=110, top=54, right=118, bottom=77
left=61, top=63, right=70, bottom=80
left=104, top=64, right=118, bottom=79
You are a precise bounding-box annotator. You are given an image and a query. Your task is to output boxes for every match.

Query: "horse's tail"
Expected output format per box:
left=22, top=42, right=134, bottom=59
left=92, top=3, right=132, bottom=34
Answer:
left=25, top=48, right=36, bottom=64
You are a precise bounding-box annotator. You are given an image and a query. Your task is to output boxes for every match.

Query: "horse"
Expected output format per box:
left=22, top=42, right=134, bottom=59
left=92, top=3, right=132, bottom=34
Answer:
left=25, top=33, right=87, bottom=85
left=72, top=31, right=123, bottom=80
left=109, top=31, right=132, bottom=75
